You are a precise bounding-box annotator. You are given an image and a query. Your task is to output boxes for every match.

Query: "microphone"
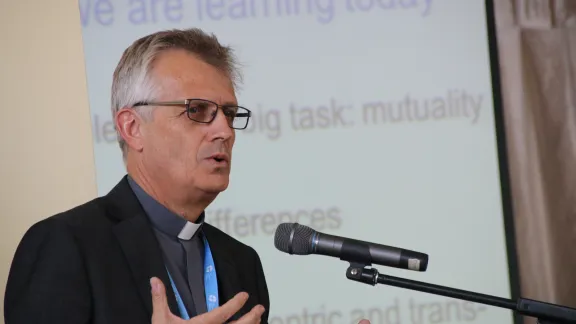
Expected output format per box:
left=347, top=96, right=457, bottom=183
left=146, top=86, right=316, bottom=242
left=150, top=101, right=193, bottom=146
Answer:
left=274, top=223, right=428, bottom=272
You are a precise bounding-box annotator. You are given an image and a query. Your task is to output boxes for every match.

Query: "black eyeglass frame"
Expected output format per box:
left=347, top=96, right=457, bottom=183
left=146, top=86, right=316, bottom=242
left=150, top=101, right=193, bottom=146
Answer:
left=132, top=98, right=252, bottom=130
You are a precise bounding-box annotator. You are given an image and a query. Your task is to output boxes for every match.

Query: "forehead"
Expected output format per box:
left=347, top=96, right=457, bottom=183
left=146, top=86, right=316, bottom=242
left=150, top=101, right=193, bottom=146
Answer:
left=150, top=49, right=236, bottom=104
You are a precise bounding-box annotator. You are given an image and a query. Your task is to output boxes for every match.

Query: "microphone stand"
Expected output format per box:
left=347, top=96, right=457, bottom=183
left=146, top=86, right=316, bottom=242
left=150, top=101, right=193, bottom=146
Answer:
left=346, top=263, right=576, bottom=324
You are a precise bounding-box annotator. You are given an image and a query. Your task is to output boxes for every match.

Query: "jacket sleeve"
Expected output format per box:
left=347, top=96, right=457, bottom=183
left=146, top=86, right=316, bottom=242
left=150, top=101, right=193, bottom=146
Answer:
left=4, top=217, right=92, bottom=324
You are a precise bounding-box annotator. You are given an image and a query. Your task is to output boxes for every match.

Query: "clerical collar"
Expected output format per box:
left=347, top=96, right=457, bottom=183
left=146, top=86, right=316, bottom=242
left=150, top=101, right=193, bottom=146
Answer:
left=127, top=176, right=204, bottom=240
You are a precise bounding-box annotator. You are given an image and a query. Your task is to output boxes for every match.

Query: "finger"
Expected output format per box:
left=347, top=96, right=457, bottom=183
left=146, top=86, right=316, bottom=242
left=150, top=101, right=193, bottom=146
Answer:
left=231, top=304, right=265, bottom=324
left=193, top=292, right=249, bottom=323
left=358, top=320, right=371, bottom=324
left=150, top=277, right=171, bottom=321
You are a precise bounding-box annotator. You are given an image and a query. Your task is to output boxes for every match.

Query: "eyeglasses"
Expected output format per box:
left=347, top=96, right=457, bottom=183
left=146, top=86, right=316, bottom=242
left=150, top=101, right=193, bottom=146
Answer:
left=132, top=98, right=252, bottom=129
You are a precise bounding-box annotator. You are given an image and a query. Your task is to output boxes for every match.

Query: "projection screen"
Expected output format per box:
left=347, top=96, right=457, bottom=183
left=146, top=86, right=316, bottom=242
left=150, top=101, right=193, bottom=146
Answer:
left=79, top=0, right=519, bottom=323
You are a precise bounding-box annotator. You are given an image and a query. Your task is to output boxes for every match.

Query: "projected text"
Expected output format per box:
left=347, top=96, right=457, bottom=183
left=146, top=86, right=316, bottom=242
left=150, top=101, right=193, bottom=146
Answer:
left=205, top=206, right=343, bottom=238
left=78, top=0, right=434, bottom=27
left=92, top=89, right=486, bottom=143
left=362, top=90, right=483, bottom=125
left=269, top=298, right=489, bottom=324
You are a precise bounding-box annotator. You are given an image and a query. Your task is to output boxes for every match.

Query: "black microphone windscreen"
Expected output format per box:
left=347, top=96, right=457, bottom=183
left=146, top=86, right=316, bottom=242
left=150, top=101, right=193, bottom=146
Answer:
left=274, top=223, right=315, bottom=255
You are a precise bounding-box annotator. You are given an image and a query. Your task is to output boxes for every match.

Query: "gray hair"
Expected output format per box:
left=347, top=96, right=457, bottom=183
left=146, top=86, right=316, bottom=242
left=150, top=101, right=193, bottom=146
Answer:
left=110, top=28, right=242, bottom=159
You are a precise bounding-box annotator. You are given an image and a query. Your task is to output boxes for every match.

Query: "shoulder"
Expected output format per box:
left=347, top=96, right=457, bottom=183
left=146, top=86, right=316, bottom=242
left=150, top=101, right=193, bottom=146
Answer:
left=50, top=196, right=109, bottom=226
left=5, top=200, right=101, bottom=322
left=15, top=196, right=112, bottom=252
left=11, top=197, right=106, bottom=263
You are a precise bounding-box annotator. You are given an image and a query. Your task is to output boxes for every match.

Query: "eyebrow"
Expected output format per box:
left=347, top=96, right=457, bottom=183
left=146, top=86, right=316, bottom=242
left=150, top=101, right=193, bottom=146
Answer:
left=221, top=101, right=240, bottom=106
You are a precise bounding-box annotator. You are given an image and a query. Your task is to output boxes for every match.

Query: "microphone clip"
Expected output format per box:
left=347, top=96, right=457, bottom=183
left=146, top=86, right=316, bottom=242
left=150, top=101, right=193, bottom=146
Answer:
left=346, top=262, right=379, bottom=286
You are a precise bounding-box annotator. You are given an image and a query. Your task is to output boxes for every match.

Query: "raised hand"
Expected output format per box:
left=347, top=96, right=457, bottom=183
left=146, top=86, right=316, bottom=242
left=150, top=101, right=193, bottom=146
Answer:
left=150, top=277, right=265, bottom=324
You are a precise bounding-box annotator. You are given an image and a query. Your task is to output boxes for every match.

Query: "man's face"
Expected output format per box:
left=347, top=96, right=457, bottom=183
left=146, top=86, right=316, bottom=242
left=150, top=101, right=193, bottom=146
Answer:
left=134, top=50, right=237, bottom=196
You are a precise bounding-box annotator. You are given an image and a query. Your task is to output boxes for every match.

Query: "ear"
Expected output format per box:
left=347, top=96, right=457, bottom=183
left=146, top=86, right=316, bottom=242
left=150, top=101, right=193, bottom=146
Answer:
left=115, top=108, right=145, bottom=153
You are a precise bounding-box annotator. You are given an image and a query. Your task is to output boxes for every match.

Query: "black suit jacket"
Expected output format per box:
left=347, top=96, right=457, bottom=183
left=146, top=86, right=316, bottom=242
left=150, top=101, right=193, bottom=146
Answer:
left=4, top=176, right=270, bottom=324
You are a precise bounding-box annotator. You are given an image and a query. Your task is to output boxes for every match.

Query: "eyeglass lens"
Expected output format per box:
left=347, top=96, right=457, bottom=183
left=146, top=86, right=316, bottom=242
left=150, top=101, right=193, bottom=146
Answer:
left=187, top=99, right=249, bottom=129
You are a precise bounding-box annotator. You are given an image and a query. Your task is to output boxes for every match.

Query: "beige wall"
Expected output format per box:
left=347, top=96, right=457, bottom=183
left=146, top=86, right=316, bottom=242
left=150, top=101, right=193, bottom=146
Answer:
left=0, top=1, right=97, bottom=323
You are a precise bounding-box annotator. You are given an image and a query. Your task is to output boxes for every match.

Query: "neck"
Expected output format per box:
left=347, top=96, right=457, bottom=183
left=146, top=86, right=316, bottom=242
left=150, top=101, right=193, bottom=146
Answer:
left=127, top=161, right=215, bottom=223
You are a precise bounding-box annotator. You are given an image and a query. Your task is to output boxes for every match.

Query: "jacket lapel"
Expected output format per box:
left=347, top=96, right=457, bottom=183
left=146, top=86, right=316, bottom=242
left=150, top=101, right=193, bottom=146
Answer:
left=104, top=176, right=180, bottom=318
left=202, top=224, right=245, bottom=321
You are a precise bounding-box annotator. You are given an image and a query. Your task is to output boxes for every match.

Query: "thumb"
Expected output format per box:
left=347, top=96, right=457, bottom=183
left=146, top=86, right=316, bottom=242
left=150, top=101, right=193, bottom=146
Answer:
left=358, top=320, right=371, bottom=324
left=150, top=277, right=171, bottom=321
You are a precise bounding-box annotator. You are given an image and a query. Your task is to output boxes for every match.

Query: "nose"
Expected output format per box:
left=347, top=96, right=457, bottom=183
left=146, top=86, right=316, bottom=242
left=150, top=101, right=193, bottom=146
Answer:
left=209, top=108, right=234, bottom=141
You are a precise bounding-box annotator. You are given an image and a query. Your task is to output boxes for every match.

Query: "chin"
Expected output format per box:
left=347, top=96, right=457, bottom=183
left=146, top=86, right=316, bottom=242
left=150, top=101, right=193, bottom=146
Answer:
left=199, top=176, right=230, bottom=194
left=203, top=184, right=229, bottom=194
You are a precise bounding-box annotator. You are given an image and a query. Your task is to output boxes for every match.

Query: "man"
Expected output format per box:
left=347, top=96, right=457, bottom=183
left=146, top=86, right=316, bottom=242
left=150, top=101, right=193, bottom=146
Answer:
left=4, top=28, right=268, bottom=324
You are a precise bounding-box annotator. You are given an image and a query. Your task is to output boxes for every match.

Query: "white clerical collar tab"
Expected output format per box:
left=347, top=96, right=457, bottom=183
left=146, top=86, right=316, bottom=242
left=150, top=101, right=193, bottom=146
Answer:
left=178, top=222, right=202, bottom=240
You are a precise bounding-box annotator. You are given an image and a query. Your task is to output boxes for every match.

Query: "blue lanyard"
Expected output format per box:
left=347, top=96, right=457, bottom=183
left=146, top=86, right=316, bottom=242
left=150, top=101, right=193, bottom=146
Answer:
left=166, top=235, right=219, bottom=320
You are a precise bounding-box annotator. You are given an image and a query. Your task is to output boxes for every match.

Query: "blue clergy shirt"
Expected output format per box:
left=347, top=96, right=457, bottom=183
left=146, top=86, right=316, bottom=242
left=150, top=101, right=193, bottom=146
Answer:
left=128, top=176, right=208, bottom=317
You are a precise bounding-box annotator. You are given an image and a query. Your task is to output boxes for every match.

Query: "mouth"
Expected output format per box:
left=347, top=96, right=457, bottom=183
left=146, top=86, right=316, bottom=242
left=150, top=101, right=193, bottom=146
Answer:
left=206, top=153, right=230, bottom=166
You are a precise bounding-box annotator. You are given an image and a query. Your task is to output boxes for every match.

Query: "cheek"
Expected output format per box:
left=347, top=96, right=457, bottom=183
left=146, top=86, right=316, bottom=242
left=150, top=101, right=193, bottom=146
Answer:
left=164, top=134, right=202, bottom=168
left=144, top=123, right=198, bottom=167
